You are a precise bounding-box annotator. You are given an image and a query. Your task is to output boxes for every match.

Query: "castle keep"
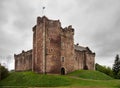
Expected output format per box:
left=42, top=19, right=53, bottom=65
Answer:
left=14, top=16, right=95, bottom=74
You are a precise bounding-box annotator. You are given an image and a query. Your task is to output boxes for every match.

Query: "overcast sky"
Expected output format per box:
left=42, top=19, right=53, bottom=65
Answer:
left=0, top=0, right=120, bottom=70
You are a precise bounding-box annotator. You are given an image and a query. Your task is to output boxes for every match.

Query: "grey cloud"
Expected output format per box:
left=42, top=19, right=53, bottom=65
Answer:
left=0, top=0, right=34, bottom=69
left=0, top=0, right=9, bottom=26
left=69, top=0, right=120, bottom=66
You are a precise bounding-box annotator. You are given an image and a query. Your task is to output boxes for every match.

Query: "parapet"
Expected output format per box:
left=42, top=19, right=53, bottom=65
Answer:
left=37, top=16, right=49, bottom=25
left=36, top=16, right=61, bottom=26
left=62, top=25, right=74, bottom=35
left=14, top=49, right=32, bottom=58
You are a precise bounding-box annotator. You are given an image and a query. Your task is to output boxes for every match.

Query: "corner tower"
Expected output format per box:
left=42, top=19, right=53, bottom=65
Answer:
left=60, top=25, right=75, bottom=74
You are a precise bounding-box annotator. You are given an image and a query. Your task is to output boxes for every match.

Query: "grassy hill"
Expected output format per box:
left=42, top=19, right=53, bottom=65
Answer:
left=68, top=70, right=113, bottom=80
left=0, top=72, right=70, bottom=87
left=0, top=70, right=120, bottom=88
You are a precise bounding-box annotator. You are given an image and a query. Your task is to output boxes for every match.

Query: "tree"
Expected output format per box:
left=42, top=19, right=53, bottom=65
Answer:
left=112, top=54, right=120, bottom=78
left=112, top=54, right=120, bottom=74
left=117, top=71, right=120, bottom=79
left=0, top=64, right=1, bottom=80
left=95, top=63, right=113, bottom=77
left=0, top=64, right=9, bottom=80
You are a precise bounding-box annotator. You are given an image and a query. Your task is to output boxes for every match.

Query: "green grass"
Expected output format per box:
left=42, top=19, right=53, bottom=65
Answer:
left=0, top=71, right=120, bottom=88
left=68, top=70, right=113, bottom=80
left=0, top=72, right=70, bottom=87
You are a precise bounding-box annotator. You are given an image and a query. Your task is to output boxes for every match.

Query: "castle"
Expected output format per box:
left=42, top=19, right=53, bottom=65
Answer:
left=14, top=16, right=95, bottom=75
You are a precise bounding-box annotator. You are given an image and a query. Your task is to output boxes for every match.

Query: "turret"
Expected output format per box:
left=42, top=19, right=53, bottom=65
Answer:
left=62, top=25, right=74, bottom=35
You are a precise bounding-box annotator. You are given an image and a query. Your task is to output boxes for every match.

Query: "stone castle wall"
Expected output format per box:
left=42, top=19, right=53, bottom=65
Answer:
left=74, top=46, right=95, bottom=70
left=74, top=50, right=85, bottom=70
left=61, top=26, right=75, bottom=73
left=14, top=50, right=32, bottom=71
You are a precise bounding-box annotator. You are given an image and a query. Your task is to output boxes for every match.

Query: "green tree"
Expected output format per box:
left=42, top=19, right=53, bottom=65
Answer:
left=0, top=64, right=1, bottom=80
left=112, top=54, right=120, bottom=78
left=117, top=71, right=120, bottom=79
left=95, top=63, right=113, bottom=77
left=0, top=64, right=9, bottom=80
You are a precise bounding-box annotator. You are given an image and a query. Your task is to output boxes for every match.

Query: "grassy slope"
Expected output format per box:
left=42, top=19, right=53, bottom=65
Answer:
left=0, top=72, right=70, bottom=87
left=68, top=70, right=113, bottom=80
left=0, top=71, right=120, bottom=88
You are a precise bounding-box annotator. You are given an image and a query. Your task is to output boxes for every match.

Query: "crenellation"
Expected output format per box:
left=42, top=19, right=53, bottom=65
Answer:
left=62, top=26, right=74, bottom=36
left=37, top=16, right=42, bottom=25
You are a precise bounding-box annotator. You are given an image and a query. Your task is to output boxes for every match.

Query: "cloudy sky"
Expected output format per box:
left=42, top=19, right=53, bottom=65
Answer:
left=0, top=0, right=120, bottom=70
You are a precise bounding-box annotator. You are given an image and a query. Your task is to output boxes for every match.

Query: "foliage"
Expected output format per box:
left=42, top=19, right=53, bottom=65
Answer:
left=95, top=63, right=113, bottom=77
left=68, top=70, right=113, bottom=80
left=0, top=64, right=9, bottom=80
left=117, top=71, right=120, bottom=79
left=112, top=54, right=120, bottom=79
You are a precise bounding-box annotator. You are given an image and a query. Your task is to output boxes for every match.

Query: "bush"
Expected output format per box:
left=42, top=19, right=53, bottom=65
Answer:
left=0, top=64, right=9, bottom=80
left=95, top=63, right=113, bottom=78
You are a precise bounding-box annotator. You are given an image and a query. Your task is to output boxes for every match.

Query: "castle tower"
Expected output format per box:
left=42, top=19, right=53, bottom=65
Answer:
left=32, top=16, right=62, bottom=74
left=60, top=26, right=75, bottom=74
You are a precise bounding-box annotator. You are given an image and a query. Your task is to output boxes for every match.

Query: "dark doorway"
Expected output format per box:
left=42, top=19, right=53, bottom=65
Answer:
left=61, top=68, right=65, bottom=75
left=84, top=65, right=88, bottom=70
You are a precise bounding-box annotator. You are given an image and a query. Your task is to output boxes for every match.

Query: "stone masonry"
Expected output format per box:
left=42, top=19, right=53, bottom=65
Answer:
left=14, top=16, right=95, bottom=74
left=14, top=50, right=32, bottom=71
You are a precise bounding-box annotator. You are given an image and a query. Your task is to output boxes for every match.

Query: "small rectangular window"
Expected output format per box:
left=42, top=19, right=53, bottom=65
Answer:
left=61, top=57, right=64, bottom=62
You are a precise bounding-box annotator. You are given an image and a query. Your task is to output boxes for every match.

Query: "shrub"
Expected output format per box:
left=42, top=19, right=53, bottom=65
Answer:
left=0, top=64, right=9, bottom=80
left=95, top=63, right=113, bottom=77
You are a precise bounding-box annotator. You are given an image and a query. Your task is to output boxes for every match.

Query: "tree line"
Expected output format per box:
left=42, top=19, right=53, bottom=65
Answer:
left=96, top=54, right=120, bottom=79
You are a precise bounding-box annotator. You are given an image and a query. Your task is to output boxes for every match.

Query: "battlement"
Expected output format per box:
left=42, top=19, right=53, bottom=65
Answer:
left=63, top=25, right=74, bottom=32
left=14, top=49, right=32, bottom=58
left=33, top=16, right=74, bottom=36
left=36, top=16, right=61, bottom=26
left=61, top=25, right=74, bottom=35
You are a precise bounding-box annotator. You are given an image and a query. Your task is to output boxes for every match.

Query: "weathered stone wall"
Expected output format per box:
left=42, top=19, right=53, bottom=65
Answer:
left=86, top=52, right=95, bottom=70
left=33, top=16, right=62, bottom=74
left=45, top=19, right=61, bottom=74
left=14, top=50, right=32, bottom=71
left=74, top=46, right=95, bottom=70
left=61, top=26, right=75, bottom=74
left=74, top=50, right=84, bottom=70
left=32, top=17, right=44, bottom=73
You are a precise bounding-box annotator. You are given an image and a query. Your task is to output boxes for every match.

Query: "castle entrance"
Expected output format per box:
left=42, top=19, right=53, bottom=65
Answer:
left=84, top=65, right=88, bottom=70
left=61, top=68, right=65, bottom=75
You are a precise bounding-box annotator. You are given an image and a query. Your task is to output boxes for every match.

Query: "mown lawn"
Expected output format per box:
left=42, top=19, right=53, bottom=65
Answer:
left=0, top=71, right=120, bottom=88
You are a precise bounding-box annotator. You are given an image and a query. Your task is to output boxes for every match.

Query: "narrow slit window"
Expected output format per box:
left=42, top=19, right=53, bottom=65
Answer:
left=61, top=57, right=64, bottom=62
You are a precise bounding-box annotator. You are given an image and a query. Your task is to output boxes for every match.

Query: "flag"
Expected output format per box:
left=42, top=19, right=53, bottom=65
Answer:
left=43, top=7, right=45, bottom=9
